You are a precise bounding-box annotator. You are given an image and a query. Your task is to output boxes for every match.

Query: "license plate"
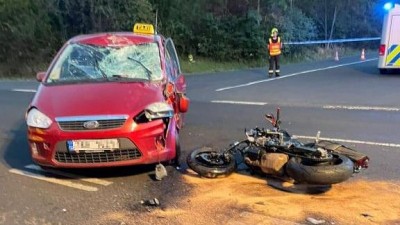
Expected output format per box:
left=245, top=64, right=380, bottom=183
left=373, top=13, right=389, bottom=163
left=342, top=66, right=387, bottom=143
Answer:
left=67, top=139, right=119, bottom=152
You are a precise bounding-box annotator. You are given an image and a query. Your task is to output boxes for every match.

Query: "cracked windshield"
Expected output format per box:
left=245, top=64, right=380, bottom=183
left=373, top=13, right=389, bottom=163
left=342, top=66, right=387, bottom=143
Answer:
left=47, top=42, right=162, bottom=83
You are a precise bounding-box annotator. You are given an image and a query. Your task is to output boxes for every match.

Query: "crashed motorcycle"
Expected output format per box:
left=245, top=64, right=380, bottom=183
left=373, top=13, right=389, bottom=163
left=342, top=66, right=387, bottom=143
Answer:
left=187, top=108, right=369, bottom=185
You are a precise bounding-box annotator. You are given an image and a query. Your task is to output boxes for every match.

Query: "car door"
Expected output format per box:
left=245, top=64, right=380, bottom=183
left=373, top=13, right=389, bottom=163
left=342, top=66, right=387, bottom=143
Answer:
left=164, top=38, right=189, bottom=129
left=165, top=38, right=186, bottom=94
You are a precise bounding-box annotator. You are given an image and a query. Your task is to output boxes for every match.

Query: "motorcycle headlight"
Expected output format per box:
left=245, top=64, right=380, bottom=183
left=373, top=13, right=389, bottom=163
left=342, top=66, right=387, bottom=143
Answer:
left=144, top=102, right=173, bottom=120
left=26, top=108, right=52, bottom=129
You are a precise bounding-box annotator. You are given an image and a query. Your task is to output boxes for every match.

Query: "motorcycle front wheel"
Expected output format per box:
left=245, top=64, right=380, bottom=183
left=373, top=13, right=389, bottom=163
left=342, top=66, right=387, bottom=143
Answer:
left=286, top=154, right=354, bottom=185
left=186, top=148, right=236, bottom=178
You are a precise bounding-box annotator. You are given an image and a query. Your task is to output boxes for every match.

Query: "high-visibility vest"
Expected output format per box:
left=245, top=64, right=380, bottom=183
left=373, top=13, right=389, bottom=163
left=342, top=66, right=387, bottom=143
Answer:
left=269, top=37, right=282, bottom=56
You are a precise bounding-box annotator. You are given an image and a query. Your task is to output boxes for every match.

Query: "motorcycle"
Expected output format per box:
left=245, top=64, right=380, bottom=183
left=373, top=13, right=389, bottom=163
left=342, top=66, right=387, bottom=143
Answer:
left=187, top=108, right=369, bottom=185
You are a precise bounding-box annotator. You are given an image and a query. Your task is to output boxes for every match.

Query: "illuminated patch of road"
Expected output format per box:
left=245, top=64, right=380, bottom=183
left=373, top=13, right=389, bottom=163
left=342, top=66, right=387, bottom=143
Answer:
left=323, top=105, right=400, bottom=112
left=25, top=164, right=113, bottom=186
left=11, top=89, right=37, bottom=93
left=294, top=135, right=400, bottom=148
left=211, top=100, right=267, bottom=106
left=9, top=164, right=113, bottom=191
left=215, top=58, right=378, bottom=92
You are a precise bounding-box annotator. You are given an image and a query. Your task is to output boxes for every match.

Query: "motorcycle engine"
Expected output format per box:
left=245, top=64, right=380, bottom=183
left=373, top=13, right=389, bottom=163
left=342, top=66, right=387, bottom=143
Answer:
left=244, top=145, right=264, bottom=162
left=244, top=145, right=288, bottom=176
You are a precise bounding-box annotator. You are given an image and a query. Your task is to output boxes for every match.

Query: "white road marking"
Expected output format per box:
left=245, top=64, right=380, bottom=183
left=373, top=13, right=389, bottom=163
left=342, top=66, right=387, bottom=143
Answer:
left=12, top=89, right=37, bottom=93
left=211, top=100, right=267, bottom=106
left=24, top=164, right=113, bottom=186
left=323, top=105, right=400, bottom=112
left=9, top=169, right=98, bottom=192
left=216, top=58, right=378, bottom=92
left=294, top=135, right=400, bottom=148
left=211, top=101, right=400, bottom=113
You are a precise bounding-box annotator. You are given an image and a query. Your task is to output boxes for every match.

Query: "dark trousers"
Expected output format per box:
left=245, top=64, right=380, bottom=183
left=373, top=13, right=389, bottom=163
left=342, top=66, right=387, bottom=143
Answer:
left=268, top=55, right=280, bottom=75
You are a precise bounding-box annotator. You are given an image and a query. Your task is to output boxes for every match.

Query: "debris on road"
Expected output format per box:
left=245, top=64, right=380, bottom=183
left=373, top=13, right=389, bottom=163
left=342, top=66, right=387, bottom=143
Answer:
left=155, top=163, right=167, bottom=181
left=306, top=217, right=326, bottom=224
left=140, top=198, right=160, bottom=207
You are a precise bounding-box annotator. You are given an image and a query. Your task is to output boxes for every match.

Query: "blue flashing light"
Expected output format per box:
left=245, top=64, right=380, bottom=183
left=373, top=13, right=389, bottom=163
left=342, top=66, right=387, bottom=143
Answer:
left=384, top=2, right=394, bottom=11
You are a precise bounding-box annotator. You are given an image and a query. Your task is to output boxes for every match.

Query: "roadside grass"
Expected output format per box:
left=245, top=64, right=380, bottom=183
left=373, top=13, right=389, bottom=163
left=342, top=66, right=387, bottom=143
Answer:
left=0, top=62, right=48, bottom=80
left=180, top=57, right=266, bottom=74
left=180, top=47, right=371, bottom=74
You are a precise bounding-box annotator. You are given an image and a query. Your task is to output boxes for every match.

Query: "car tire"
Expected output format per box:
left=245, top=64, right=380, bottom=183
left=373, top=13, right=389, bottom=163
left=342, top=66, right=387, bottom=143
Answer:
left=170, top=131, right=181, bottom=167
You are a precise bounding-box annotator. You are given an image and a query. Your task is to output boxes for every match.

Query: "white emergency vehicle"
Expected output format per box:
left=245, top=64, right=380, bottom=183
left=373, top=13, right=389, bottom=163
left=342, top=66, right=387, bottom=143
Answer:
left=378, top=3, right=400, bottom=74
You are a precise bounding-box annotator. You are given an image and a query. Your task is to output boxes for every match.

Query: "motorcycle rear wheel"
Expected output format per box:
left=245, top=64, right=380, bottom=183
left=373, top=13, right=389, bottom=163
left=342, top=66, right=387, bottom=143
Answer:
left=186, top=148, right=236, bottom=178
left=286, top=154, right=353, bottom=185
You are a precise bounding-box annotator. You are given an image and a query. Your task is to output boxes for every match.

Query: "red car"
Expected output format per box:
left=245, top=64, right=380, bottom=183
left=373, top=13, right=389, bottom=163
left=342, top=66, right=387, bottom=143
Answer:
left=26, top=23, right=190, bottom=168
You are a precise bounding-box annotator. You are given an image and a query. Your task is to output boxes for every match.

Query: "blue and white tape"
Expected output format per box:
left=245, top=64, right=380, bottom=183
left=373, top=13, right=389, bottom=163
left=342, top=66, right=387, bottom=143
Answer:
left=285, top=37, right=380, bottom=45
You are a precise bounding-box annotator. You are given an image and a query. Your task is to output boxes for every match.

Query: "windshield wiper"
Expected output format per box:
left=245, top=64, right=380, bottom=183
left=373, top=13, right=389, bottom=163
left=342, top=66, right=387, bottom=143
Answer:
left=94, top=57, right=108, bottom=80
left=109, top=75, right=148, bottom=82
left=127, top=56, right=152, bottom=80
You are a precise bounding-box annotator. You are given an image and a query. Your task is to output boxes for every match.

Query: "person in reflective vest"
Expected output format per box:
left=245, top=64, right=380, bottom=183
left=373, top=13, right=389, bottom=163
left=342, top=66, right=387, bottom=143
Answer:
left=268, top=28, right=282, bottom=77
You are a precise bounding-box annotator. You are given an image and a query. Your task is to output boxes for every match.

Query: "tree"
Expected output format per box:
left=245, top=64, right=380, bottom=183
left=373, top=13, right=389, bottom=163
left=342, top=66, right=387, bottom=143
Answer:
left=0, top=0, right=57, bottom=75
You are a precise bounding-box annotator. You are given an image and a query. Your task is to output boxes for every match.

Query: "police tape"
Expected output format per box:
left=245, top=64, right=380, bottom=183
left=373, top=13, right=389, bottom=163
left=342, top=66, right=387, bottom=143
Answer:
left=285, top=37, right=380, bottom=45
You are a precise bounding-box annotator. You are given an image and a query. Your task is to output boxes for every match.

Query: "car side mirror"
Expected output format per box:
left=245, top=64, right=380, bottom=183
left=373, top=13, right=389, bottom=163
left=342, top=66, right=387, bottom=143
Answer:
left=36, top=71, right=46, bottom=82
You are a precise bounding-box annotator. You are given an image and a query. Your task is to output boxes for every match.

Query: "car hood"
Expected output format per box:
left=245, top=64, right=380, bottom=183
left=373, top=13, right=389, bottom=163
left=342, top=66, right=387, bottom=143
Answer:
left=31, top=81, right=165, bottom=118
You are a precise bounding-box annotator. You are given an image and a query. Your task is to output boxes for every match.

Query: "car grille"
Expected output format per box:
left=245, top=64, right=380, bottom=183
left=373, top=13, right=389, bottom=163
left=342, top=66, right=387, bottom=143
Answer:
left=58, top=119, right=126, bottom=131
left=55, top=149, right=142, bottom=163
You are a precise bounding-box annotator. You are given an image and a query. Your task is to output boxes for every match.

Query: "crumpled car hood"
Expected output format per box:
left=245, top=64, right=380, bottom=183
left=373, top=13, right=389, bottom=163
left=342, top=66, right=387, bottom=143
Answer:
left=31, top=81, right=165, bottom=118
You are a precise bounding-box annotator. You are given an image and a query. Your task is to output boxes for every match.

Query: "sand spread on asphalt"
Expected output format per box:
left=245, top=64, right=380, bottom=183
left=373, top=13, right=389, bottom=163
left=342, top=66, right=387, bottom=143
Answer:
left=99, top=170, right=400, bottom=225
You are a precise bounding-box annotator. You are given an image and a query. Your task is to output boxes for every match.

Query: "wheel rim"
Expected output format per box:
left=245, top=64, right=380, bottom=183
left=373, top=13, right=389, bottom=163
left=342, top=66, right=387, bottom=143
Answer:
left=196, top=152, right=229, bottom=166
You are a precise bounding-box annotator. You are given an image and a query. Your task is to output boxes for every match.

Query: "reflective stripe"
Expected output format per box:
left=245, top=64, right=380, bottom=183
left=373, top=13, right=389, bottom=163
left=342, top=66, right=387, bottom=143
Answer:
left=390, top=53, right=400, bottom=66
left=394, top=57, right=400, bottom=66
left=269, top=37, right=281, bottom=56
left=386, top=45, right=400, bottom=65
left=388, top=45, right=397, bottom=53
left=276, top=70, right=280, bottom=73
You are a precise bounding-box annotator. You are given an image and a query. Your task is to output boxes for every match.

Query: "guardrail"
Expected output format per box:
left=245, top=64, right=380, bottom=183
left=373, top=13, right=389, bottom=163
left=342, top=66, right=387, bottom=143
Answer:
left=285, top=37, right=380, bottom=45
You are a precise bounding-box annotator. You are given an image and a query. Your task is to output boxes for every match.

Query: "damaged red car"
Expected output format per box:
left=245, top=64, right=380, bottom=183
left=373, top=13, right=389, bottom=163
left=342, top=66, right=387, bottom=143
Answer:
left=26, top=23, right=190, bottom=168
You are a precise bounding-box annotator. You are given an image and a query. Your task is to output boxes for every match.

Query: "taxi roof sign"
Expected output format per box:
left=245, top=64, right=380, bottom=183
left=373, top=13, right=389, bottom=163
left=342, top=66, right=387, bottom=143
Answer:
left=133, top=23, right=155, bottom=35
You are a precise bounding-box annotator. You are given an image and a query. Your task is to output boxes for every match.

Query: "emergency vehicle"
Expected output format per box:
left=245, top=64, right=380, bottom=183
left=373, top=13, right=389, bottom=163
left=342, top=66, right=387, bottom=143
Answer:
left=378, top=3, right=400, bottom=74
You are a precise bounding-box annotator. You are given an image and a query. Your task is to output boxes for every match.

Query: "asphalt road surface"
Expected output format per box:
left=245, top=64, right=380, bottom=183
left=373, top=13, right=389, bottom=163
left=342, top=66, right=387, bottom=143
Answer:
left=1, top=55, right=400, bottom=224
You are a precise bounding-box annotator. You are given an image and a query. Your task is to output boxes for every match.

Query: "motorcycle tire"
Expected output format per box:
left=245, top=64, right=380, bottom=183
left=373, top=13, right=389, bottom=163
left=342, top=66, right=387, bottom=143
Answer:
left=186, top=148, right=236, bottom=178
left=286, top=155, right=354, bottom=185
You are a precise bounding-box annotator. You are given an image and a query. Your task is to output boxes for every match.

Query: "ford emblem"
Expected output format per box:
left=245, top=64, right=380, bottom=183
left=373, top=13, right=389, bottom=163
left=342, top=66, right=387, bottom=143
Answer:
left=83, top=120, right=100, bottom=129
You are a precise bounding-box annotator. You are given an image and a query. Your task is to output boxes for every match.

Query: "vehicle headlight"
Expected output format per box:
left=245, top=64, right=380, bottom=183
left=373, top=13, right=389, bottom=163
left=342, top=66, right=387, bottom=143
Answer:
left=144, top=102, right=173, bottom=120
left=26, top=108, right=52, bottom=129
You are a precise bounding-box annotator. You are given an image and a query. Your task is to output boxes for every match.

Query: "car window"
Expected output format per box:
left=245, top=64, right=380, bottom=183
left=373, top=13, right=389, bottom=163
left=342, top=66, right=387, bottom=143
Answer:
left=164, top=47, right=176, bottom=79
left=165, top=39, right=181, bottom=76
left=46, top=42, right=162, bottom=83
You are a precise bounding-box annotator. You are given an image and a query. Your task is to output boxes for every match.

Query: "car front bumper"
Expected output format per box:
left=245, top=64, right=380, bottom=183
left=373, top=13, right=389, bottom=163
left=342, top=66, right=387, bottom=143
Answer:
left=27, top=118, right=176, bottom=168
